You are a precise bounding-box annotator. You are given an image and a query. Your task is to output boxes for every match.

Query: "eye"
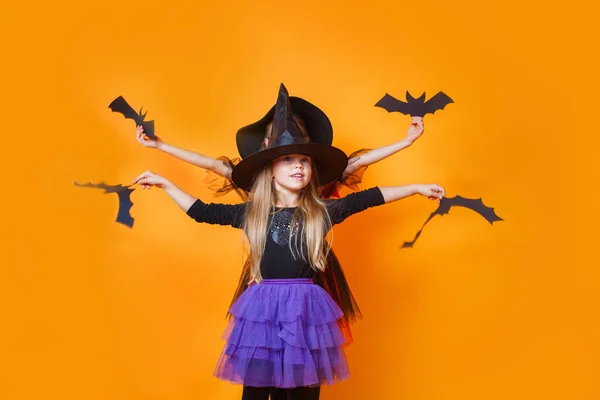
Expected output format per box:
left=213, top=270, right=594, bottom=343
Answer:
left=282, top=156, right=292, bottom=162
left=301, top=158, right=309, bottom=163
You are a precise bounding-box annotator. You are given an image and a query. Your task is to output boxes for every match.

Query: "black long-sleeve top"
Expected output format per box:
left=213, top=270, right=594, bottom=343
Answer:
left=186, top=187, right=385, bottom=279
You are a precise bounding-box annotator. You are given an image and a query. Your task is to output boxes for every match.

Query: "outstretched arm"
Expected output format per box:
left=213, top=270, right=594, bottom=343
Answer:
left=379, top=183, right=444, bottom=204
left=341, top=117, right=424, bottom=180
left=132, top=170, right=197, bottom=212
left=132, top=170, right=245, bottom=227
left=136, top=125, right=233, bottom=179
left=327, top=183, right=445, bottom=226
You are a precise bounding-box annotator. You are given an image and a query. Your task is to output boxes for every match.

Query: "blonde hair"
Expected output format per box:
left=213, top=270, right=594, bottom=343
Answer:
left=241, top=160, right=332, bottom=283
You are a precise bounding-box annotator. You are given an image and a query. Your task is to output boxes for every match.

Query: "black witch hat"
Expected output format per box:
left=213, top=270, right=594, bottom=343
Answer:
left=231, top=84, right=348, bottom=192
left=236, top=90, right=334, bottom=159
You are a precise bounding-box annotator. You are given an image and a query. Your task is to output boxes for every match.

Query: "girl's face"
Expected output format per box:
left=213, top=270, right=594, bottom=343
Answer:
left=271, top=153, right=313, bottom=192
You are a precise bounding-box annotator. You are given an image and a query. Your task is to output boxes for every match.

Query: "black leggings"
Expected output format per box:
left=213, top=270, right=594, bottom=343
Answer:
left=241, top=385, right=321, bottom=400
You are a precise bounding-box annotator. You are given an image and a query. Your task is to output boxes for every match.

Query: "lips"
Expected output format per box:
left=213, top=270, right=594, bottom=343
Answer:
left=290, top=173, right=304, bottom=179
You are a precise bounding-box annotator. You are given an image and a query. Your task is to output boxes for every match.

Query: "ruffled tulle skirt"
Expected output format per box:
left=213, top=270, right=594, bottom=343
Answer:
left=214, top=278, right=350, bottom=388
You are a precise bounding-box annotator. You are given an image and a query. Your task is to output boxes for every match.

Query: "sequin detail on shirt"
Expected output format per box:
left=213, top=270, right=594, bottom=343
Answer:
left=269, top=208, right=300, bottom=246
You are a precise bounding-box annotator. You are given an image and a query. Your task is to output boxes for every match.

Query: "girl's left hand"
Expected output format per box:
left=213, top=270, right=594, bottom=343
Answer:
left=132, top=170, right=170, bottom=190
left=417, top=184, right=445, bottom=202
left=136, top=125, right=163, bottom=149
left=406, top=117, right=424, bottom=143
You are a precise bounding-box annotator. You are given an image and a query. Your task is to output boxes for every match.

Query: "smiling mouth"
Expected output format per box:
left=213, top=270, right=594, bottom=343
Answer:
left=290, top=173, right=304, bottom=179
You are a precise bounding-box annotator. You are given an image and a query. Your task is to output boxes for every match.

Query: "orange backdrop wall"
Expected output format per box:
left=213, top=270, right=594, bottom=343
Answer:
left=1, top=1, right=597, bottom=399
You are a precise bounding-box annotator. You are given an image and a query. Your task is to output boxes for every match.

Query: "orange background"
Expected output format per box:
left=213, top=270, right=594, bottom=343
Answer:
left=1, top=1, right=598, bottom=399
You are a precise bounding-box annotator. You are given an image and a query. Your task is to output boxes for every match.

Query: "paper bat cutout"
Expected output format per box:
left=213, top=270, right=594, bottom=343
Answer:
left=402, top=195, right=503, bottom=248
left=108, top=96, right=155, bottom=138
left=74, top=181, right=135, bottom=228
left=375, top=91, right=454, bottom=117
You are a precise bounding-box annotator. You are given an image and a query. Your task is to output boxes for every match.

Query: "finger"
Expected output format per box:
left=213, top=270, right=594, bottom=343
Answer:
left=137, top=178, right=152, bottom=186
left=133, top=172, right=148, bottom=181
left=134, top=171, right=155, bottom=185
left=132, top=172, right=150, bottom=184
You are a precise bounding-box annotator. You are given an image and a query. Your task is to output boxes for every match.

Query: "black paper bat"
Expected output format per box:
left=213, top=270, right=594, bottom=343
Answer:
left=74, top=181, right=135, bottom=228
left=375, top=91, right=454, bottom=117
left=108, top=96, right=155, bottom=138
left=402, top=195, right=503, bottom=248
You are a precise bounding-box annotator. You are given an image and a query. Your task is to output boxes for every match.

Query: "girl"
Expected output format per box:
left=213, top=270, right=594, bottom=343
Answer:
left=132, top=84, right=444, bottom=400
left=134, top=88, right=426, bottom=342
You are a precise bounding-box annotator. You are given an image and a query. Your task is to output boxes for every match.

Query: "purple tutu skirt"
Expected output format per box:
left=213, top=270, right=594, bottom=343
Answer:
left=214, top=278, right=350, bottom=388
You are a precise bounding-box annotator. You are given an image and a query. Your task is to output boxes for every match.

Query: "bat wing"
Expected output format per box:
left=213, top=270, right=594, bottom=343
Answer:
left=401, top=194, right=503, bottom=248
left=74, top=181, right=135, bottom=228
left=443, top=195, right=503, bottom=224
left=400, top=206, right=443, bottom=248
left=114, top=187, right=135, bottom=228
left=141, top=120, right=155, bottom=139
left=422, top=91, right=454, bottom=116
left=74, top=181, right=111, bottom=191
left=374, top=93, right=410, bottom=115
left=108, top=96, right=140, bottom=122
left=401, top=229, right=422, bottom=248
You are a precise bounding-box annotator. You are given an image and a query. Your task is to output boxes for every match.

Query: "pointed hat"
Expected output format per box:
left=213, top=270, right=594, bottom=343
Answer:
left=231, top=84, right=347, bottom=191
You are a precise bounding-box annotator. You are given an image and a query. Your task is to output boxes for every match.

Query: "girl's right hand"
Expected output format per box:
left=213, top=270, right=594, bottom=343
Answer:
left=136, top=125, right=162, bottom=149
left=132, top=171, right=170, bottom=190
left=406, top=116, right=424, bottom=143
left=416, top=184, right=445, bottom=202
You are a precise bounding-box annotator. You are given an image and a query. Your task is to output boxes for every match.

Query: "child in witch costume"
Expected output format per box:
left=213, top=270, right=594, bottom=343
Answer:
left=133, top=84, right=444, bottom=399
left=134, top=85, right=426, bottom=344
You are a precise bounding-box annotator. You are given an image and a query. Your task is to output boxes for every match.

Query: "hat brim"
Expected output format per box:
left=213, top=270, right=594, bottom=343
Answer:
left=231, top=143, right=348, bottom=192
left=236, top=97, right=333, bottom=159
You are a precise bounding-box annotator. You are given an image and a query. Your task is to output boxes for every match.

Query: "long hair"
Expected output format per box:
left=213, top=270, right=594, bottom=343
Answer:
left=240, top=159, right=333, bottom=283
